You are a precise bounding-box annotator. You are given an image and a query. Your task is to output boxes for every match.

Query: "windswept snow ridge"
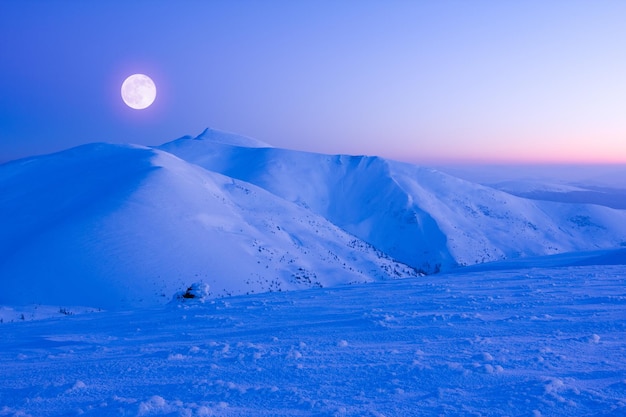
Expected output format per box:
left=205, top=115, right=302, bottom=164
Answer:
left=1, top=128, right=626, bottom=309
left=171, top=127, right=272, bottom=149
left=159, top=129, right=626, bottom=272
left=0, top=142, right=417, bottom=309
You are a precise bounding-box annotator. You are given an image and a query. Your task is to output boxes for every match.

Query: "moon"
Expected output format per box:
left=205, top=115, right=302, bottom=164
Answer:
left=121, top=74, right=156, bottom=110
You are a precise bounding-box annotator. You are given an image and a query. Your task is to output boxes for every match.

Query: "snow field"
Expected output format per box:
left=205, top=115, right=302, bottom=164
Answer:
left=1, top=265, right=625, bottom=416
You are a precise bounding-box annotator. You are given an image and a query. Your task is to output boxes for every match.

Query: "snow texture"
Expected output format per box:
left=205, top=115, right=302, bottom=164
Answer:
left=160, top=129, right=626, bottom=272
left=0, top=140, right=417, bottom=308
left=2, top=128, right=626, bottom=309
left=1, top=265, right=625, bottom=416
left=1, top=128, right=626, bottom=415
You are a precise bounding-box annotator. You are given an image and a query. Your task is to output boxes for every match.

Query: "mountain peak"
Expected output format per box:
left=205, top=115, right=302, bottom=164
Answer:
left=163, top=128, right=272, bottom=149
left=189, top=127, right=272, bottom=148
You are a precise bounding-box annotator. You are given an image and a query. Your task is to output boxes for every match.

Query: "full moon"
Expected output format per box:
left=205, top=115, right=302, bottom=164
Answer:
left=121, top=74, right=156, bottom=110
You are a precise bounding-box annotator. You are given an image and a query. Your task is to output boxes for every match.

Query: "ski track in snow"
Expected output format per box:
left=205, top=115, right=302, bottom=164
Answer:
left=2, top=266, right=626, bottom=417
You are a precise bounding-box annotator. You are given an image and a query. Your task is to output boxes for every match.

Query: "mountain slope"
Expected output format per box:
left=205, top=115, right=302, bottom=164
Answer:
left=388, top=161, right=626, bottom=266
left=160, top=129, right=626, bottom=271
left=159, top=138, right=455, bottom=272
left=0, top=143, right=417, bottom=309
left=3, top=128, right=626, bottom=308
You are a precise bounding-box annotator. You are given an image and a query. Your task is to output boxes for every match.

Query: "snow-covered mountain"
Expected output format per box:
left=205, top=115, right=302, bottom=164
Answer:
left=0, top=142, right=417, bottom=309
left=2, top=128, right=626, bottom=309
left=160, top=128, right=626, bottom=271
left=489, top=179, right=626, bottom=209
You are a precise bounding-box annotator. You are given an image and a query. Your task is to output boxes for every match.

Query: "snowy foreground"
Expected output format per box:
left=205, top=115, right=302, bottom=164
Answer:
left=2, top=266, right=626, bottom=417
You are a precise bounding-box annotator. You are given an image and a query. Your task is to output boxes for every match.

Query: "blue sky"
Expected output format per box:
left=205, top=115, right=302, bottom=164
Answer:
left=1, top=1, right=625, bottom=164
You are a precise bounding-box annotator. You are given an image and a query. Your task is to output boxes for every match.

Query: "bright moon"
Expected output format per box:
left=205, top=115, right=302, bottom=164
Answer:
left=121, top=74, right=156, bottom=110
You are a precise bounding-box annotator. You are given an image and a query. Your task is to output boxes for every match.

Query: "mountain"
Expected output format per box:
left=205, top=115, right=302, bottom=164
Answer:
left=159, top=129, right=626, bottom=272
left=172, top=127, right=272, bottom=149
left=2, top=128, right=626, bottom=309
left=0, top=142, right=417, bottom=309
left=490, top=179, right=626, bottom=209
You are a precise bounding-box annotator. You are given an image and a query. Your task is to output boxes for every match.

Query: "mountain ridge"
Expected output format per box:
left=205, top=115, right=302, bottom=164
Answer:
left=0, top=142, right=418, bottom=309
left=159, top=129, right=626, bottom=271
left=2, top=128, right=626, bottom=308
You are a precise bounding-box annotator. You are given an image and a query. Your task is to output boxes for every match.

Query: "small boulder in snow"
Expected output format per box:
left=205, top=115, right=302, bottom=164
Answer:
left=174, top=282, right=210, bottom=303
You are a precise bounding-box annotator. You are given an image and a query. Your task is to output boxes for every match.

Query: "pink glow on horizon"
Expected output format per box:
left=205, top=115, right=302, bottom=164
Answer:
left=384, top=131, right=626, bottom=165
left=400, top=150, right=626, bottom=165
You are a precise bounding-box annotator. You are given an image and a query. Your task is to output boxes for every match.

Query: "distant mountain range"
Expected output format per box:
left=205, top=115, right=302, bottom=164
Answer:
left=489, top=180, right=626, bottom=209
left=2, top=128, right=626, bottom=308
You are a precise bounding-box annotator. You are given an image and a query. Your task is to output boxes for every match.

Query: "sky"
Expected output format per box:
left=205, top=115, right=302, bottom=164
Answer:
left=1, top=0, right=626, bottom=165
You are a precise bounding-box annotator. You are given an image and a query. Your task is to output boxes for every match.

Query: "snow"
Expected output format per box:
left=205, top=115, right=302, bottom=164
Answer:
left=159, top=130, right=626, bottom=272
left=490, top=179, right=590, bottom=194
left=2, top=128, right=626, bottom=415
left=172, top=127, right=272, bottom=149
left=12, top=128, right=626, bottom=309
left=486, top=179, right=626, bottom=210
left=453, top=247, right=626, bottom=273
left=1, top=264, right=625, bottom=416
left=0, top=141, right=418, bottom=309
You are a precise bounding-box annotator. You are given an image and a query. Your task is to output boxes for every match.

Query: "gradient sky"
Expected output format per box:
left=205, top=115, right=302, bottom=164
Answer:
left=1, top=1, right=626, bottom=164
